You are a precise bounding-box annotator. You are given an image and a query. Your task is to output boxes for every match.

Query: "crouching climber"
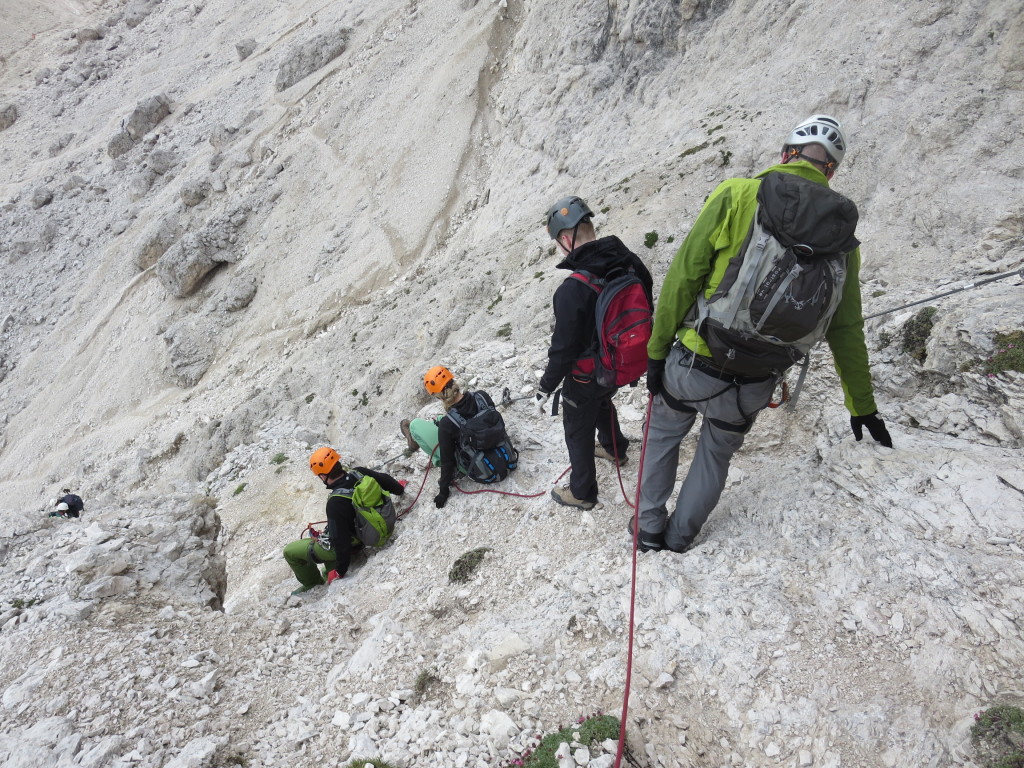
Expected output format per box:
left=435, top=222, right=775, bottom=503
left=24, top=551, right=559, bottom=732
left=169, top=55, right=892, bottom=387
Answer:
left=400, top=365, right=518, bottom=509
left=48, top=489, right=84, bottom=519
left=283, top=447, right=405, bottom=595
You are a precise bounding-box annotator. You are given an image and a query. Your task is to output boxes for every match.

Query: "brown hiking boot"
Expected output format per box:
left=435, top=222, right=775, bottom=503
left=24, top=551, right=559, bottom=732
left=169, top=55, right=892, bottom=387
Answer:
left=550, top=485, right=596, bottom=510
left=594, top=444, right=628, bottom=466
left=400, top=419, right=418, bottom=453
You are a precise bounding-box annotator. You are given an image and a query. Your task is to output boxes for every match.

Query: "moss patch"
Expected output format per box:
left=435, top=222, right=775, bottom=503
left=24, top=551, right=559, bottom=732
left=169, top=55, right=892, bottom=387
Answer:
left=449, top=547, right=490, bottom=583
left=900, top=306, right=937, bottom=363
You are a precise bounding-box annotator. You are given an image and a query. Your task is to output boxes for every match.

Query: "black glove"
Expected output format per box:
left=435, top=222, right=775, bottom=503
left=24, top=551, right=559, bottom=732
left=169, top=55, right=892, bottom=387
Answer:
left=850, top=412, right=893, bottom=448
left=434, top=487, right=450, bottom=508
left=646, top=357, right=666, bottom=396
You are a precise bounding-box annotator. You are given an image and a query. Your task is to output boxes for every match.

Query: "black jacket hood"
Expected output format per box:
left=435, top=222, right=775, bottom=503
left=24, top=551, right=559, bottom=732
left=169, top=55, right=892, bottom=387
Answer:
left=556, top=236, right=637, bottom=277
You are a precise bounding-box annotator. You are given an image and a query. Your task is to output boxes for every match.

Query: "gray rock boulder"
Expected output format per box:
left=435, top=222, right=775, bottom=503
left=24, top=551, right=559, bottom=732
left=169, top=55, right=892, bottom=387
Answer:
left=147, top=148, right=177, bottom=175
left=274, top=27, right=350, bottom=91
left=30, top=187, right=54, bottom=209
left=180, top=178, right=212, bottom=207
left=236, top=38, right=257, bottom=61
left=108, top=94, right=172, bottom=158
left=124, top=0, right=159, bottom=28
left=0, top=104, right=18, bottom=131
left=125, top=94, right=171, bottom=140
left=163, top=318, right=216, bottom=387
left=133, top=216, right=181, bottom=271
left=155, top=211, right=246, bottom=297
left=217, top=273, right=258, bottom=312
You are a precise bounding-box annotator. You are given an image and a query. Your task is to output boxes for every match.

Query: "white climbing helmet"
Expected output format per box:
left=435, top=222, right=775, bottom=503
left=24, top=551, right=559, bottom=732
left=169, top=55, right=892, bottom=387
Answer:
left=785, top=114, right=847, bottom=167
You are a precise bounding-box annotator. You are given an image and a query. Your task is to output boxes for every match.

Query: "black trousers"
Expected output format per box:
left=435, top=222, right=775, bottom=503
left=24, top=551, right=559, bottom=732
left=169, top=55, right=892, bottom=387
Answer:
left=561, top=378, right=628, bottom=503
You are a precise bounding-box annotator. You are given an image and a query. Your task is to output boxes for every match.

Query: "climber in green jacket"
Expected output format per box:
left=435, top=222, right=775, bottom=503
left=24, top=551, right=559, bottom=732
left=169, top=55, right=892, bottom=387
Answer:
left=634, top=114, right=892, bottom=555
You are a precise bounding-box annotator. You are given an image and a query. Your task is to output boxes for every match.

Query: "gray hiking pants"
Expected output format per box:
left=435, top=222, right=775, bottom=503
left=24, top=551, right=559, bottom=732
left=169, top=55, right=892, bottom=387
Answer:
left=638, top=344, right=777, bottom=551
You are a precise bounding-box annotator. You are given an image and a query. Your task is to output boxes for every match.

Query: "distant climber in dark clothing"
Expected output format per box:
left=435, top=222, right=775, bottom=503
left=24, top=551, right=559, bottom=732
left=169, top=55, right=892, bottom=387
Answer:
left=49, top=490, right=84, bottom=519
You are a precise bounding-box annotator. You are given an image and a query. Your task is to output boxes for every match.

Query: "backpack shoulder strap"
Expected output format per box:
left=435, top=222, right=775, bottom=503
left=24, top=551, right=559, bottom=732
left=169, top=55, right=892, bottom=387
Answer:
left=569, top=270, right=604, bottom=293
left=445, top=406, right=467, bottom=430
left=328, top=470, right=362, bottom=500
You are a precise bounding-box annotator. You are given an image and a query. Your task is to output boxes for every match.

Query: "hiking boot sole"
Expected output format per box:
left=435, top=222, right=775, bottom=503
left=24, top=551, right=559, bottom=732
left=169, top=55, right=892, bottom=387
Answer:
left=400, top=419, right=418, bottom=453
left=627, top=518, right=665, bottom=552
left=550, top=487, right=596, bottom=510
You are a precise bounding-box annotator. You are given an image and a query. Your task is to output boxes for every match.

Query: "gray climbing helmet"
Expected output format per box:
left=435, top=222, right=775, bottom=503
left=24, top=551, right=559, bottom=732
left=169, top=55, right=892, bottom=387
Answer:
left=785, top=114, right=847, bottom=167
left=545, top=196, right=594, bottom=239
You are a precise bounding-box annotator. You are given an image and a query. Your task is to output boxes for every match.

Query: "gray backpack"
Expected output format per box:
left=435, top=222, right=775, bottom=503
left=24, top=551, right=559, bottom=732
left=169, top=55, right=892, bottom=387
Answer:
left=692, top=171, right=860, bottom=377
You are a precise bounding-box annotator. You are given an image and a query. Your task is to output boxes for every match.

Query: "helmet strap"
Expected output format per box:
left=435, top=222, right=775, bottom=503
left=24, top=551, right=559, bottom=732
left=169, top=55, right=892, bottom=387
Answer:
left=784, top=146, right=836, bottom=176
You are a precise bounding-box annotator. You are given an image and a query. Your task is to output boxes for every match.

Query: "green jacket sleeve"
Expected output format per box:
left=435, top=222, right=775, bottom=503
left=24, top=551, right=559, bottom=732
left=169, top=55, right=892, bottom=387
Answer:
left=648, top=183, right=737, bottom=360
left=825, top=247, right=878, bottom=416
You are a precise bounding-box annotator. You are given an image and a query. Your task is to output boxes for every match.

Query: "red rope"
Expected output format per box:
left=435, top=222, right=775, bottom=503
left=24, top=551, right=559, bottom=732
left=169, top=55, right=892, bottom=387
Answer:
left=613, top=394, right=653, bottom=768
left=396, top=446, right=438, bottom=519
left=609, top=410, right=636, bottom=510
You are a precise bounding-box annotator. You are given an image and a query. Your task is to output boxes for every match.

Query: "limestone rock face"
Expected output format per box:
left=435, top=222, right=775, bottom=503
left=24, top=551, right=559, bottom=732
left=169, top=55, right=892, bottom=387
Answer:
left=0, top=0, right=1021, bottom=767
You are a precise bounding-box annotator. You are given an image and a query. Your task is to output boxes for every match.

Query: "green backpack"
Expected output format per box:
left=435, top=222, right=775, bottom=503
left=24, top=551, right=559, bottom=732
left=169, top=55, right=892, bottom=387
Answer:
left=330, top=472, right=397, bottom=548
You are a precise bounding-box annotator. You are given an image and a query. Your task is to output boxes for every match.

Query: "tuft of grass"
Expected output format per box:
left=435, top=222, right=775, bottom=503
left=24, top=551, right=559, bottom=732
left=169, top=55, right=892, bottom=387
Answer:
left=900, top=306, right=937, bottom=363
left=497, top=323, right=512, bottom=338
left=11, top=598, right=39, bottom=609
left=232, top=483, right=246, bottom=496
left=414, top=669, right=441, bottom=701
left=504, top=713, right=621, bottom=768
left=449, top=547, right=490, bottom=583
left=533, top=271, right=545, bottom=279
left=271, top=452, right=287, bottom=465
left=643, top=231, right=658, bottom=249
left=305, top=393, right=315, bottom=404
left=488, top=294, right=503, bottom=312
left=340, top=760, right=397, bottom=768
left=719, top=149, right=732, bottom=166
left=971, top=705, right=1024, bottom=768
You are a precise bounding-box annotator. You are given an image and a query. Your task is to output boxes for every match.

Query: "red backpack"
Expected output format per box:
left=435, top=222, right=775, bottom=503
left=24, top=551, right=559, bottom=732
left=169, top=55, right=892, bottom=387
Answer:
left=570, top=268, right=653, bottom=388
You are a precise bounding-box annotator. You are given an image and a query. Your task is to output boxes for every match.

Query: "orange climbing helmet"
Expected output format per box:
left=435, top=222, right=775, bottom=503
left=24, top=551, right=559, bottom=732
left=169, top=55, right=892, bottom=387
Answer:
left=423, top=365, right=454, bottom=395
left=309, top=446, right=341, bottom=476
